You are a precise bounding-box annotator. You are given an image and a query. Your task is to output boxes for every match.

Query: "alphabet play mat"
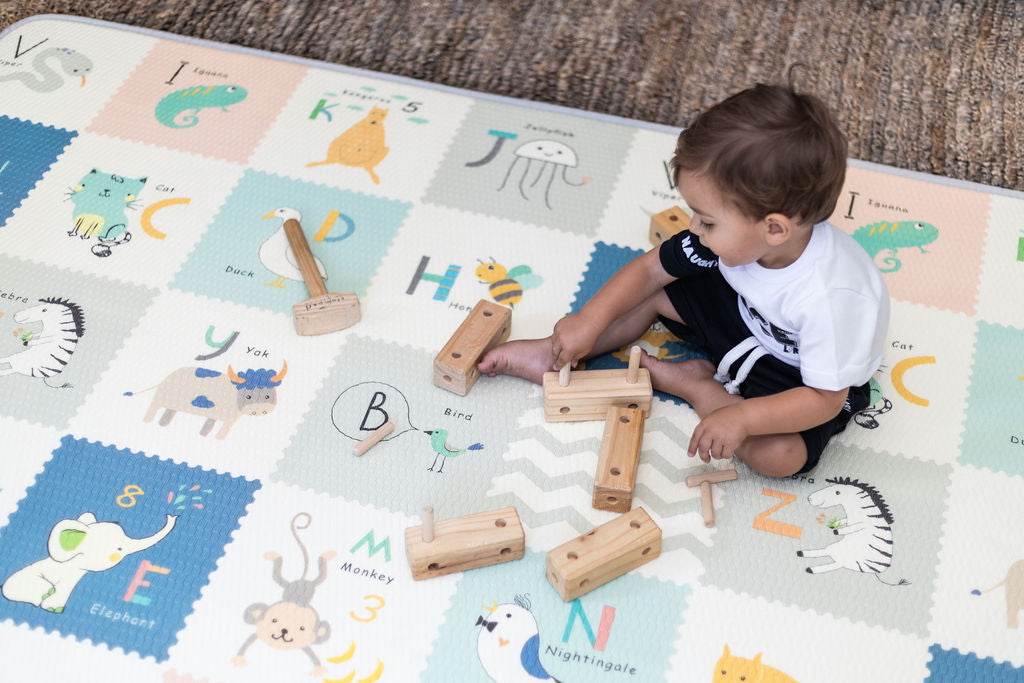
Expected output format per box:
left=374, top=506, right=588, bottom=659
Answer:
left=2, top=15, right=1024, bottom=683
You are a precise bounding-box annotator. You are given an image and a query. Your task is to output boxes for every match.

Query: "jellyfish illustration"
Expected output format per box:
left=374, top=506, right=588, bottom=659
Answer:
left=496, top=139, right=592, bottom=209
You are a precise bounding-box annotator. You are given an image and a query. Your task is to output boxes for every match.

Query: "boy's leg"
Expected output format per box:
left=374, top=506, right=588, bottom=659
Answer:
left=477, top=289, right=680, bottom=384
left=639, top=352, right=808, bottom=477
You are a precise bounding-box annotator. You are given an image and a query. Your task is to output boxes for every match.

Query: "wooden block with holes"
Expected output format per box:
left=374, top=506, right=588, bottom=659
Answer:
left=542, top=368, right=652, bottom=422
left=649, top=205, right=691, bottom=245
left=405, top=506, right=525, bottom=580
left=433, top=299, right=511, bottom=395
left=592, top=406, right=645, bottom=512
left=545, top=506, right=661, bottom=601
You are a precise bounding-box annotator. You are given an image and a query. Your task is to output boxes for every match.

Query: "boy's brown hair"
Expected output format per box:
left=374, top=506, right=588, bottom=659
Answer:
left=671, top=68, right=847, bottom=226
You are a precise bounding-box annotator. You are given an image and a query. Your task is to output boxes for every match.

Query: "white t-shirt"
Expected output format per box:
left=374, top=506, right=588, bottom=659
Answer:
left=718, top=222, right=889, bottom=391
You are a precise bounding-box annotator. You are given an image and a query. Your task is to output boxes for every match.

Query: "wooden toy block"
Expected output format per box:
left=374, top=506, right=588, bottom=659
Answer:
left=545, top=506, right=661, bottom=601
left=649, top=205, right=692, bottom=245
left=542, top=367, right=652, bottom=422
left=592, top=406, right=645, bottom=512
left=352, top=421, right=395, bottom=456
left=685, top=468, right=737, bottom=527
left=433, top=299, right=512, bottom=395
left=405, top=505, right=525, bottom=580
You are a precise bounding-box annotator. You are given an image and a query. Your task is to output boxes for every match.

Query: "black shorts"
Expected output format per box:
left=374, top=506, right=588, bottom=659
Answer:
left=659, top=269, right=870, bottom=473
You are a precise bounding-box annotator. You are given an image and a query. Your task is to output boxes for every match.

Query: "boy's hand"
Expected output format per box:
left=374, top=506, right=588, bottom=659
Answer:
left=551, top=313, right=602, bottom=369
left=687, top=405, right=749, bottom=463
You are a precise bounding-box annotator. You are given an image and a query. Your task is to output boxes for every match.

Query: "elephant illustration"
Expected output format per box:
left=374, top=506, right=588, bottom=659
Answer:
left=1, top=512, right=177, bottom=613
left=973, top=559, right=1024, bottom=628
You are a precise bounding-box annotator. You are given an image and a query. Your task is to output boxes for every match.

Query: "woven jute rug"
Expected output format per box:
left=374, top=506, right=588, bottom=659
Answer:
left=1, top=0, right=1021, bottom=191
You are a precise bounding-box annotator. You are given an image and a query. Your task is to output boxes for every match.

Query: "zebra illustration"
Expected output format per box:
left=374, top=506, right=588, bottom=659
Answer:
left=796, top=477, right=910, bottom=586
left=0, top=298, right=85, bottom=389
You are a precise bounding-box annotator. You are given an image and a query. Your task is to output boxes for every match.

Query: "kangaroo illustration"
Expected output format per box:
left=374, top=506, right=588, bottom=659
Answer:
left=307, top=106, right=390, bottom=184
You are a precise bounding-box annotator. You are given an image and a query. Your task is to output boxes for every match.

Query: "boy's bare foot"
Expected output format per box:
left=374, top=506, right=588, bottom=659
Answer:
left=477, top=338, right=557, bottom=385
left=638, top=352, right=721, bottom=405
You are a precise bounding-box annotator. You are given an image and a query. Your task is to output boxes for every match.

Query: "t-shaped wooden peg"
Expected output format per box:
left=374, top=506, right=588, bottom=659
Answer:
left=685, top=468, right=737, bottom=527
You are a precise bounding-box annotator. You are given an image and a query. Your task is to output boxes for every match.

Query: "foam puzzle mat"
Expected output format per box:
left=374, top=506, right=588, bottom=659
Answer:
left=1, top=14, right=1023, bottom=682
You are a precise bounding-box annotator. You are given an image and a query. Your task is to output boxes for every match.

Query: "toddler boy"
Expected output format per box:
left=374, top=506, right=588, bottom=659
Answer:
left=478, top=77, right=889, bottom=477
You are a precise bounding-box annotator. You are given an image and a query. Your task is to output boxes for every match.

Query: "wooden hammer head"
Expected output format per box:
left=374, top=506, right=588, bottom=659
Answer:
left=292, top=292, right=361, bottom=335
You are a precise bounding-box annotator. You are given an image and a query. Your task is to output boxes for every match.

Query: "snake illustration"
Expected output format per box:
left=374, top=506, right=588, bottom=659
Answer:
left=0, top=47, right=93, bottom=92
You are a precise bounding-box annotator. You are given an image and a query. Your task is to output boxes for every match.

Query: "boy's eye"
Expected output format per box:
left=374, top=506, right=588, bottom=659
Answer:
left=699, top=220, right=713, bottom=229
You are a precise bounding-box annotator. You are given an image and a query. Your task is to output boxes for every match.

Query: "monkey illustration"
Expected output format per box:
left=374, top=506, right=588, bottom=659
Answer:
left=232, top=512, right=336, bottom=677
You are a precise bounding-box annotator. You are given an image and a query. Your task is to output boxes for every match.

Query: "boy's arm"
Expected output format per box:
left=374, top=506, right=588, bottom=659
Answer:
left=687, top=385, right=849, bottom=461
left=552, top=247, right=675, bottom=368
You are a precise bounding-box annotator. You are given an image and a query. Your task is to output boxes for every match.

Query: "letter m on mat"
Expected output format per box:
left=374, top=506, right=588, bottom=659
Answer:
left=350, top=529, right=392, bottom=562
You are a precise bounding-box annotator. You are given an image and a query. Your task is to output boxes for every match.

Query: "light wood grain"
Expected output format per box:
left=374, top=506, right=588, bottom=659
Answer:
left=546, top=506, right=661, bottom=601
left=433, top=299, right=512, bottom=395
left=543, top=367, right=652, bottom=422
left=592, top=407, right=645, bottom=512
left=405, top=506, right=524, bottom=580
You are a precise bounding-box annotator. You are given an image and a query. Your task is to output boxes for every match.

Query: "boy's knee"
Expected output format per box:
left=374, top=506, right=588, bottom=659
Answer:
left=739, top=436, right=807, bottom=478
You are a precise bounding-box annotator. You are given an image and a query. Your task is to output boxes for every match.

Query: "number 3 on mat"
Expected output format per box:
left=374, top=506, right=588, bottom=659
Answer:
left=753, top=489, right=802, bottom=539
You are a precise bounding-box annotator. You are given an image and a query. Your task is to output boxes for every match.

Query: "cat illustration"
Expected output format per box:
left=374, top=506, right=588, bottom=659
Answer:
left=67, top=169, right=147, bottom=257
left=713, top=645, right=798, bottom=683
left=306, top=106, right=389, bottom=184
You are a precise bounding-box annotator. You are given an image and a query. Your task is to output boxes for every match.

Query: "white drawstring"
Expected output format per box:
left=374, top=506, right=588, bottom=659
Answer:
left=714, top=336, right=768, bottom=395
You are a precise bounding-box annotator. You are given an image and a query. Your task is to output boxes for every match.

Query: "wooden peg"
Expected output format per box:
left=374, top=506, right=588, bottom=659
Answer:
left=405, top=506, right=525, bottom=580
left=545, top=506, right=661, bottom=601
left=542, top=367, right=652, bottom=422
left=626, top=345, right=641, bottom=383
left=592, top=407, right=645, bottom=512
left=352, top=421, right=395, bottom=456
left=278, top=215, right=361, bottom=335
left=434, top=299, right=512, bottom=396
left=559, top=363, right=571, bottom=387
left=421, top=505, right=434, bottom=542
left=685, top=468, right=737, bottom=528
left=649, top=205, right=692, bottom=245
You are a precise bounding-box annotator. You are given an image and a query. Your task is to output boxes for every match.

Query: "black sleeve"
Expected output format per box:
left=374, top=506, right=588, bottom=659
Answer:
left=658, top=230, right=719, bottom=277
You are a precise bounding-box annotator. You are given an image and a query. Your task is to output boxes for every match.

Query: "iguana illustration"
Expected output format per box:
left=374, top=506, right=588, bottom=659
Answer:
left=154, top=85, right=248, bottom=128
left=852, top=220, right=939, bottom=273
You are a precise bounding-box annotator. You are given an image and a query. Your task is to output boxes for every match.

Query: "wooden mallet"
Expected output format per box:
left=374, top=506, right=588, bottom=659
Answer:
left=275, top=210, right=361, bottom=335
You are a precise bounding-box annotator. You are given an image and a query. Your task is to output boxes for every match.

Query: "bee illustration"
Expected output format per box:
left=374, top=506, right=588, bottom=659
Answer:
left=475, top=258, right=543, bottom=308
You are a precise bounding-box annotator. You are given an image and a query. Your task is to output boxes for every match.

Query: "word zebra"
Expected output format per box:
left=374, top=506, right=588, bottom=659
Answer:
left=797, top=476, right=909, bottom=586
left=0, top=298, right=86, bottom=388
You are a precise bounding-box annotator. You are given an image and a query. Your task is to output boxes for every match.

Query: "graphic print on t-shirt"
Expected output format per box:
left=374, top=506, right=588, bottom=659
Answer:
left=738, top=294, right=799, bottom=360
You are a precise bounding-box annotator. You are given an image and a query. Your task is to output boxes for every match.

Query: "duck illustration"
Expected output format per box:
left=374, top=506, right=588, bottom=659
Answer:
left=259, top=207, right=327, bottom=288
left=425, top=428, right=483, bottom=473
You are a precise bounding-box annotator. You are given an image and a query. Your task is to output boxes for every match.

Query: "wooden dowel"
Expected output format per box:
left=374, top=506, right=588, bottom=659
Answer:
left=700, top=480, right=714, bottom=527
left=353, top=421, right=395, bottom=456
left=685, top=469, right=738, bottom=488
left=422, top=505, right=434, bottom=542
left=559, top=363, right=571, bottom=387
left=282, top=218, right=327, bottom=297
left=626, top=345, right=641, bottom=383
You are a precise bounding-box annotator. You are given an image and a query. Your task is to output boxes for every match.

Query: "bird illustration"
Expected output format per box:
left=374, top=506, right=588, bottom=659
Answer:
left=259, top=207, right=327, bottom=288
left=476, top=596, right=561, bottom=683
left=425, top=428, right=483, bottom=473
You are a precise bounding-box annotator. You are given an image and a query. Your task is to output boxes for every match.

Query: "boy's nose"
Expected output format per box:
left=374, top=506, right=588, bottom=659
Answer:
left=689, top=217, right=703, bottom=236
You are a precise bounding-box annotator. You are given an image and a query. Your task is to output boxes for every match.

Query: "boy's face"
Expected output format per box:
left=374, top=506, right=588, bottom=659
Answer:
left=675, top=170, right=767, bottom=268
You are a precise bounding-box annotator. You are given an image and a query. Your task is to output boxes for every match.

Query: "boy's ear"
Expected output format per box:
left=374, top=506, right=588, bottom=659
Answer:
left=762, top=212, right=793, bottom=245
